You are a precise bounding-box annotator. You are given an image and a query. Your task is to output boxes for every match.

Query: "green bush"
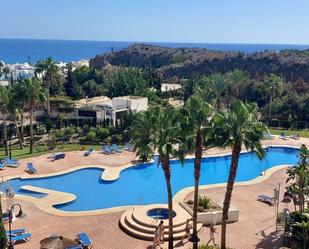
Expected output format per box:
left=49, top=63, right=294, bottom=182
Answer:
left=199, top=196, right=211, bottom=209
left=47, top=135, right=57, bottom=150
left=63, top=127, right=75, bottom=137
left=111, top=134, right=122, bottom=144
left=97, top=127, right=109, bottom=140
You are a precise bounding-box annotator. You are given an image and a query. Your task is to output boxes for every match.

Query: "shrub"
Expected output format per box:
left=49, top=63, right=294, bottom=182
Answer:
left=199, top=196, right=211, bottom=209
left=97, top=127, right=109, bottom=140
left=47, top=135, right=57, bottom=150
left=111, top=134, right=122, bottom=144
left=186, top=200, right=194, bottom=205
left=63, top=127, right=75, bottom=137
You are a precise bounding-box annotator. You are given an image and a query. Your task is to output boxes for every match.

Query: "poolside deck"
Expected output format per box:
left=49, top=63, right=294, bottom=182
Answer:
left=1, top=137, right=308, bottom=249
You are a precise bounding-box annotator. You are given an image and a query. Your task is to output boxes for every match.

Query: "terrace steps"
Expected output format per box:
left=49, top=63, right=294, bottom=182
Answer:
left=119, top=208, right=202, bottom=241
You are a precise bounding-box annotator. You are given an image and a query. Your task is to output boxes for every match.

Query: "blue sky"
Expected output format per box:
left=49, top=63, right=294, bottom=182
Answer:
left=1, top=0, right=309, bottom=44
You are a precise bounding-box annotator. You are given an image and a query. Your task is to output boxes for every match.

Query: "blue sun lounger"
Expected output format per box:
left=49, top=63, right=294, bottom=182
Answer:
left=112, top=144, right=122, bottom=153
left=0, top=162, right=5, bottom=170
left=52, top=152, right=66, bottom=160
left=125, top=143, right=133, bottom=152
left=279, top=132, right=288, bottom=140
left=25, top=163, right=37, bottom=174
left=77, top=233, right=93, bottom=248
left=9, top=232, right=32, bottom=244
left=257, top=195, right=274, bottom=206
left=3, top=157, right=20, bottom=168
left=6, top=228, right=26, bottom=236
left=84, top=148, right=95, bottom=156
left=101, top=145, right=112, bottom=154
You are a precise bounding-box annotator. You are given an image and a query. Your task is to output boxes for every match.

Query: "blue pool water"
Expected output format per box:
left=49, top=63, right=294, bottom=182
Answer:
left=9, top=147, right=299, bottom=212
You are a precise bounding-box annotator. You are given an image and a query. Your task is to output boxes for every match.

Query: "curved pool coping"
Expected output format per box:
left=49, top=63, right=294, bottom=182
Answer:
left=4, top=145, right=299, bottom=217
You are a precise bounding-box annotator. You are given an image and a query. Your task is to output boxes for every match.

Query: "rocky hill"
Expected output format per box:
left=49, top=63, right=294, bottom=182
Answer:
left=89, top=44, right=309, bottom=82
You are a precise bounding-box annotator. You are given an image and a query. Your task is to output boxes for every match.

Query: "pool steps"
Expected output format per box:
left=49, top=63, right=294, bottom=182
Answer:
left=119, top=207, right=202, bottom=241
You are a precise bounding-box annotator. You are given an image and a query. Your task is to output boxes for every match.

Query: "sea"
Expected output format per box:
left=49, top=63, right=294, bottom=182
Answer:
left=1, top=38, right=309, bottom=64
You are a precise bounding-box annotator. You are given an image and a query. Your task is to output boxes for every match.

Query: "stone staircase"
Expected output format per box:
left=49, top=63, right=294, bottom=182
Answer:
left=119, top=206, right=203, bottom=241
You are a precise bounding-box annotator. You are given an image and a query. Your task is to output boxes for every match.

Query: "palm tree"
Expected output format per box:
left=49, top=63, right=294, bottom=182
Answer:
left=131, top=106, right=185, bottom=249
left=286, top=144, right=309, bottom=213
left=263, top=74, right=283, bottom=123
left=202, top=73, right=227, bottom=111
left=213, top=100, right=267, bottom=249
left=35, top=57, right=58, bottom=117
left=0, top=85, right=9, bottom=156
left=12, top=81, right=27, bottom=143
left=23, top=77, right=47, bottom=153
left=182, top=97, right=213, bottom=249
left=7, top=90, right=24, bottom=150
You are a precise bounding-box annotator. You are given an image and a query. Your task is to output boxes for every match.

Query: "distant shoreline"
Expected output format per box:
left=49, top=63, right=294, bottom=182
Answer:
left=1, top=38, right=309, bottom=64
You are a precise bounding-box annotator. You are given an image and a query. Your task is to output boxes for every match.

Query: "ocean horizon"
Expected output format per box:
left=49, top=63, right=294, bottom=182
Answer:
left=1, top=38, right=309, bottom=64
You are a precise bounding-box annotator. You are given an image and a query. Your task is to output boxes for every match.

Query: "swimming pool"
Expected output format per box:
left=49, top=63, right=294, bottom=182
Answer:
left=9, top=146, right=298, bottom=212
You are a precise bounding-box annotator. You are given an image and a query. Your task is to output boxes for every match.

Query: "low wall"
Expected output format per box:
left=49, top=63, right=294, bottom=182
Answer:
left=179, top=201, right=239, bottom=225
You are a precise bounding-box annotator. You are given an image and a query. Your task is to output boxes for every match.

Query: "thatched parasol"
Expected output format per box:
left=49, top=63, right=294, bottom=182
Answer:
left=40, top=235, right=79, bottom=249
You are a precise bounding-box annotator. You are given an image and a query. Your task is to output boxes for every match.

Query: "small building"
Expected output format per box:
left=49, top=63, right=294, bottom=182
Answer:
left=74, top=95, right=148, bottom=125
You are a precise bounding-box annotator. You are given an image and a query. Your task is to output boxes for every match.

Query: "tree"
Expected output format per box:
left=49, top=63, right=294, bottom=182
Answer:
left=12, top=81, right=28, bottom=143
left=35, top=57, right=58, bottom=117
left=286, top=144, right=309, bottom=213
left=131, top=106, right=185, bottom=249
left=263, top=74, right=283, bottom=123
left=295, top=220, right=309, bottom=249
left=202, top=73, right=227, bottom=111
left=23, top=77, right=47, bottom=153
left=0, top=85, right=9, bottom=156
left=213, top=100, right=267, bottom=249
left=7, top=88, right=23, bottom=149
left=182, top=97, right=213, bottom=249
left=2, top=67, right=9, bottom=79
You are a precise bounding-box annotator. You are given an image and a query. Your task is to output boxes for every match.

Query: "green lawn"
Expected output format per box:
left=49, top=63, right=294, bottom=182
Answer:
left=0, top=143, right=102, bottom=160
left=269, top=129, right=309, bottom=138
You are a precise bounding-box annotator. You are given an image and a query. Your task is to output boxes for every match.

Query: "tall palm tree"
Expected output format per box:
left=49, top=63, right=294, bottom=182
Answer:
left=35, top=57, right=58, bottom=117
left=213, top=100, right=267, bottom=249
left=12, top=81, right=27, bottom=143
left=286, top=144, right=309, bottom=213
left=263, top=74, right=283, bottom=123
left=0, top=85, right=9, bottom=156
left=131, top=106, right=185, bottom=249
left=182, top=97, right=213, bottom=249
left=23, top=77, right=47, bottom=153
left=7, top=90, right=23, bottom=150
left=202, top=73, right=227, bottom=111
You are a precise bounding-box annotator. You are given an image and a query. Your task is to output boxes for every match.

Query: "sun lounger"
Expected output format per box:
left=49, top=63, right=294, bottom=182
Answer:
left=279, top=132, right=288, bottom=140
left=0, top=163, right=5, bottom=170
left=52, top=152, right=66, bottom=160
left=3, top=157, right=20, bottom=167
left=125, top=143, right=133, bottom=152
left=9, top=232, right=32, bottom=244
left=25, top=162, right=37, bottom=174
left=6, top=228, right=26, bottom=236
left=112, top=144, right=122, bottom=153
left=257, top=195, right=274, bottom=206
left=84, top=148, right=95, bottom=156
left=290, top=134, right=300, bottom=140
left=101, top=145, right=112, bottom=154
left=263, top=132, right=275, bottom=140
left=77, top=233, right=93, bottom=248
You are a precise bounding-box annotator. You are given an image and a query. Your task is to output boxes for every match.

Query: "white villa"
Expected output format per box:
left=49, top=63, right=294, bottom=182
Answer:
left=74, top=95, right=148, bottom=125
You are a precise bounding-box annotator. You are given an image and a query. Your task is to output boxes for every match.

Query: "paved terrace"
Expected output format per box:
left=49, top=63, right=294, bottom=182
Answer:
left=1, top=137, right=308, bottom=249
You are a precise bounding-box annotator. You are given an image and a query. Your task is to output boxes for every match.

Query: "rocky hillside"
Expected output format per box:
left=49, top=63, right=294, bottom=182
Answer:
left=89, top=44, right=309, bottom=82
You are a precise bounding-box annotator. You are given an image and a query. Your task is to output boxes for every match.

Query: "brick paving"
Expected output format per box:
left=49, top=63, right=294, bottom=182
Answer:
left=1, top=137, right=308, bottom=249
